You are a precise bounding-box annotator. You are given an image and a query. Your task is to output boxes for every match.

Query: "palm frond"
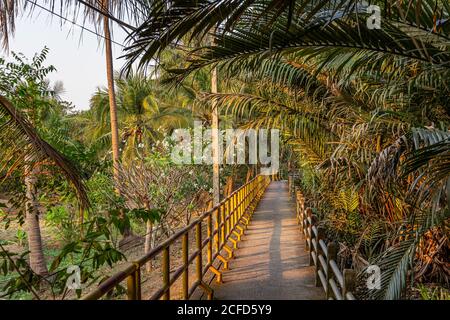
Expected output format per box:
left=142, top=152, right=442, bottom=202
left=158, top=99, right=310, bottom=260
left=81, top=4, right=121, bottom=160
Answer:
left=0, top=95, right=89, bottom=209
left=358, top=208, right=449, bottom=299
left=0, top=0, right=148, bottom=50
left=368, top=127, right=449, bottom=213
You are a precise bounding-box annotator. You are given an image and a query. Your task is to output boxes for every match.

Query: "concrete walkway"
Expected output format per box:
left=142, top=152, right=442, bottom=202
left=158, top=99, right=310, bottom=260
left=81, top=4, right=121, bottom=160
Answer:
left=212, top=181, right=324, bottom=300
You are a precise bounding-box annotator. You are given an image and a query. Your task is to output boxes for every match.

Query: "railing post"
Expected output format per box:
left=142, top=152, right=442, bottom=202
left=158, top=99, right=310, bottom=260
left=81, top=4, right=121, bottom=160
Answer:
left=223, top=199, right=234, bottom=259
left=127, top=269, right=137, bottom=300
left=220, top=205, right=225, bottom=245
left=298, top=194, right=305, bottom=232
left=209, top=208, right=224, bottom=283
left=234, top=193, right=238, bottom=227
left=343, top=269, right=356, bottom=299
left=326, top=242, right=337, bottom=299
left=305, top=208, right=312, bottom=251
left=314, top=224, right=323, bottom=287
left=207, top=214, right=212, bottom=265
left=197, top=219, right=214, bottom=300
left=242, top=186, right=246, bottom=215
left=235, top=191, right=239, bottom=222
left=307, top=208, right=313, bottom=263
left=162, top=246, right=170, bottom=300
left=238, top=190, right=242, bottom=219
left=235, top=189, right=245, bottom=237
left=135, top=267, right=141, bottom=300
left=182, top=233, right=189, bottom=300
left=288, top=175, right=292, bottom=197
left=246, top=184, right=249, bottom=212
left=214, top=208, right=220, bottom=253
left=231, top=194, right=235, bottom=228
left=241, top=189, right=244, bottom=218
left=226, top=199, right=230, bottom=238
left=244, top=186, right=247, bottom=214
left=196, top=223, right=202, bottom=285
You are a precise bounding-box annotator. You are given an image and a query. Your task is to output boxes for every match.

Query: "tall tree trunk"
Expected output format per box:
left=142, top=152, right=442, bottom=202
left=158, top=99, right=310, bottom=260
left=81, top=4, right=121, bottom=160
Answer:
left=102, top=0, right=120, bottom=186
left=24, top=163, right=48, bottom=276
left=102, top=0, right=131, bottom=237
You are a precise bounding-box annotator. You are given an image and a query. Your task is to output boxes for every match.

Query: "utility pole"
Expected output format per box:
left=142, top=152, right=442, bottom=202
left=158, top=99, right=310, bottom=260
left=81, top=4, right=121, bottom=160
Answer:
left=211, top=65, right=220, bottom=206
left=210, top=24, right=220, bottom=207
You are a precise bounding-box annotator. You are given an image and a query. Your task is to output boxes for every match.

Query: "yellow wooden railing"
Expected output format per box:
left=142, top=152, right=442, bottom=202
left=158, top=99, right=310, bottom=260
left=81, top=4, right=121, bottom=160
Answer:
left=295, top=189, right=357, bottom=300
left=82, top=175, right=271, bottom=300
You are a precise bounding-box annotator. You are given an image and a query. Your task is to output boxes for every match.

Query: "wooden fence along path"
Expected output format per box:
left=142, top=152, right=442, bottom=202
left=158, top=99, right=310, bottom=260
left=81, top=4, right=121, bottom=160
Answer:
left=82, top=177, right=357, bottom=300
left=294, top=188, right=356, bottom=300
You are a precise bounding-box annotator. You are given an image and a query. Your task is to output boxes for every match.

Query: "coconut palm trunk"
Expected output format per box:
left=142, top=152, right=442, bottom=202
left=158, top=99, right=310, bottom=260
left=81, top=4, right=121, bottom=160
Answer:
left=101, top=0, right=132, bottom=237
left=24, top=163, right=48, bottom=276
left=102, top=0, right=120, bottom=186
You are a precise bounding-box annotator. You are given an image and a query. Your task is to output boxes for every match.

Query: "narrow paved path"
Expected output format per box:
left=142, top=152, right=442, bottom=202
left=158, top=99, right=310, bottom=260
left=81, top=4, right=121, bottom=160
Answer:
left=212, top=181, right=324, bottom=300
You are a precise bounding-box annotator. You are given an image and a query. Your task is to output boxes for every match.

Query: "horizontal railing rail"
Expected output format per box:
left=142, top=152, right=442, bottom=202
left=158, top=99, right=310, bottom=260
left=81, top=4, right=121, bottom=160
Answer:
left=295, top=189, right=357, bottom=300
left=82, top=175, right=271, bottom=300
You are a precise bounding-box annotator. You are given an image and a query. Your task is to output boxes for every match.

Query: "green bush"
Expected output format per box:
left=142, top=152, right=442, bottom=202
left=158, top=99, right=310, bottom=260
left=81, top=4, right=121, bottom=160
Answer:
left=45, top=206, right=78, bottom=244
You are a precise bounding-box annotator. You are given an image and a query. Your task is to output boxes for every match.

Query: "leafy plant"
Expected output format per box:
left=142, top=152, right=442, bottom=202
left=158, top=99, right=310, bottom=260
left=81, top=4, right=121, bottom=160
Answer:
left=15, top=228, right=27, bottom=247
left=45, top=206, right=79, bottom=245
left=417, top=285, right=450, bottom=300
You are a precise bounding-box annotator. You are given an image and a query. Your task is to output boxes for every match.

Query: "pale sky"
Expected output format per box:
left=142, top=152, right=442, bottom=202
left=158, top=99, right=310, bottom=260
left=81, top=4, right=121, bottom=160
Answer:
left=5, top=6, right=129, bottom=111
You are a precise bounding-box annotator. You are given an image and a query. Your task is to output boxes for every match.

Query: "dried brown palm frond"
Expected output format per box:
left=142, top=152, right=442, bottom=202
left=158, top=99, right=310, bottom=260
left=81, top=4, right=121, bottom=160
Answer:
left=367, top=127, right=450, bottom=214
left=357, top=208, right=449, bottom=300
left=415, top=227, right=450, bottom=286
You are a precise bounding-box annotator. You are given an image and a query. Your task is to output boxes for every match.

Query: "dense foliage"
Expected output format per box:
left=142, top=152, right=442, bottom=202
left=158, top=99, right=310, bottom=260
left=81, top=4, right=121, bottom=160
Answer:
left=0, top=0, right=448, bottom=300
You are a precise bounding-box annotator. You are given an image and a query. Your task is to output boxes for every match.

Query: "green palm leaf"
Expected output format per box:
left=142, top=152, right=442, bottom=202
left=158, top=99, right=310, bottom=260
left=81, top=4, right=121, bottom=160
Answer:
left=0, top=95, right=89, bottom=209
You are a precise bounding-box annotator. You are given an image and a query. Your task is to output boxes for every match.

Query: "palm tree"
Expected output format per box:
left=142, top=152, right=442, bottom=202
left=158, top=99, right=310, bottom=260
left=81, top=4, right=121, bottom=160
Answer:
left=1, top=1, right=155, bottom=243
left=87, top=72, right=190, bottom=163
left=0, top=49, right=88, bottom=276
left=87, top=72, right=190, bottom=268
left=101, top=0, right=121, bottom=189
left=0, top=0, right=150, bottom=194
left=123, top=0, right=450, bottom=299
